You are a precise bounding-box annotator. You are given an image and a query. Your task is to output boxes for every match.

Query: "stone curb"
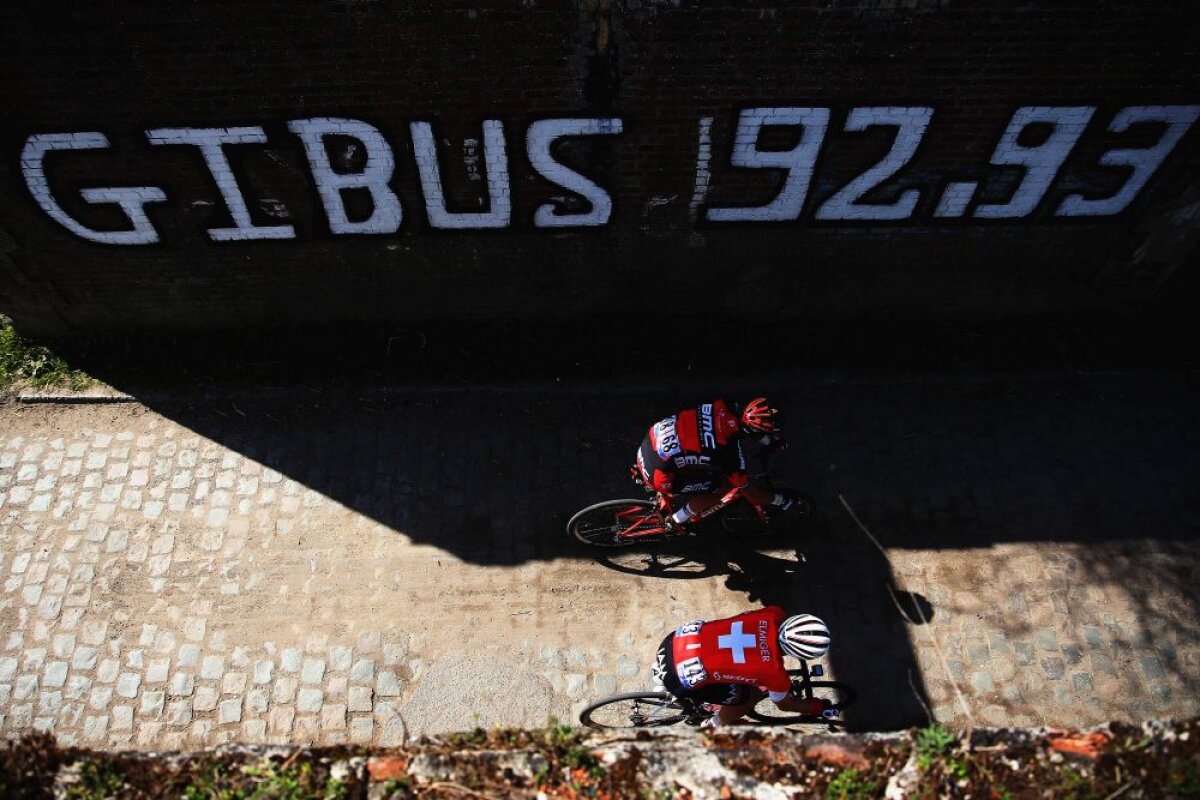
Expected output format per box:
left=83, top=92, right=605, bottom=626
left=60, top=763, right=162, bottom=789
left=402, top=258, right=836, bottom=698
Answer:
left=34, top=719, right=1198, bottom=800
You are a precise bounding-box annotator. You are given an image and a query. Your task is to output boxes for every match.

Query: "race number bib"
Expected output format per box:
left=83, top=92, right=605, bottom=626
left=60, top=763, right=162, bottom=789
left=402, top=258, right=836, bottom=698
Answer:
left=653, top=417, right=682, bottom=459
left=676, top=620, right=704, bottom=637
left=676, top=657, right=707, bottom=689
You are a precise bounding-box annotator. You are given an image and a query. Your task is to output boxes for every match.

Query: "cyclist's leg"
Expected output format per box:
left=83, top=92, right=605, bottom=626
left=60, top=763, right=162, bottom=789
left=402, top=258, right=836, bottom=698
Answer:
left=666, top=477, right=726, bottom=526
left=713, top=686, right=760, bottom=726
left=741, top=479, right=774, bottom=507
left=774, top=692, right=830, bottom=716
left=744, top=477, right=804, bottom=513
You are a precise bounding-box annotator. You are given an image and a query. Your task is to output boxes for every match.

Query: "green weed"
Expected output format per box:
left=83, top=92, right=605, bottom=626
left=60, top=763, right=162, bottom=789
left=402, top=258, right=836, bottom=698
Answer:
left=65, top=759, right=125, bottom=800
left=1057, top=766, right=1100, bottom=800
left=322, top=776, right=349, bottom=800
left=0, top=317, right=91, bottom=392
left=915, top=724, right=959, bottom=771
left=542, top=717, right=577, bottom=749
left=181, top=760, right=333, bottom=800
left=825, top=767, right=882, bottom=799
left=242, top=760, right=315, bottom=799
left=381, top=776, right=415, bottom=798
left=564, top=745, right=605, bottom=780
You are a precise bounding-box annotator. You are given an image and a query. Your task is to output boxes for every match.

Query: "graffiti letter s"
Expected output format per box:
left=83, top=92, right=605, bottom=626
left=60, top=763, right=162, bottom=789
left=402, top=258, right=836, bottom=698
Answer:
left=21, top=132, right=166, bottom=245
left=527, top=118, right=623, bottom=227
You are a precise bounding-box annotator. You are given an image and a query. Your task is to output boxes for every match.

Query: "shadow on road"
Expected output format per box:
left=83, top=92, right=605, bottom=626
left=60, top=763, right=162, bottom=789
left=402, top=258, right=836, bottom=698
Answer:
left=103, top=370, right=1200, bottom=730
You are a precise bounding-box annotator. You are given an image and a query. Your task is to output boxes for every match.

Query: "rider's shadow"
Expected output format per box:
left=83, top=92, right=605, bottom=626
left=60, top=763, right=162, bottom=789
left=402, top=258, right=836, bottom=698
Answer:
left=711, top=507, right=933, bottom=732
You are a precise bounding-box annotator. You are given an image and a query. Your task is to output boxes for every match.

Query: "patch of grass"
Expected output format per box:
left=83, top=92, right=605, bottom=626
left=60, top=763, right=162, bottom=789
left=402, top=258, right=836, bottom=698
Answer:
left=541, top=717, right=576, bottom=749
left=180, top=763, right=246, bottom=800
left=0, top=316, right=91, bottom=392
left=322, top=776, right=350, bottom=800
left=826, top=767, right=882, bottom=799
left=564, top=744, right=605, bottom=780
left=243, top=760, right=318, bottom=800
left=914, top=724, right=958, bottom=771
left=180, top=759, right=335, bottom=800
left=65, top=759, right=125, bottom=800
left=381, top=776, right=415, bottom=799
left=1056, top=765, right=1101, bottom=800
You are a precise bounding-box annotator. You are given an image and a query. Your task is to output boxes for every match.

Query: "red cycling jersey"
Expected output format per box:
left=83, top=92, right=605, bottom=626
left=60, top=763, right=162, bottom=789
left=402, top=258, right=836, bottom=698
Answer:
left=635, top=398, right=748, bottom=496
left=670, top=606, right=792, bottom=696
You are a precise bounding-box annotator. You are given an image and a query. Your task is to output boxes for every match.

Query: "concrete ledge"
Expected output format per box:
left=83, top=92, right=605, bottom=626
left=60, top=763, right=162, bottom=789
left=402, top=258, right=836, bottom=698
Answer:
left=16, top=387, right=136, bottom=403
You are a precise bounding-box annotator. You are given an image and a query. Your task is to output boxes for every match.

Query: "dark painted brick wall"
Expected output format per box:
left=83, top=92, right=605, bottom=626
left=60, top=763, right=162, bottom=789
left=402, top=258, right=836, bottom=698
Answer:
left=0, top=1, right=1197, bottom=338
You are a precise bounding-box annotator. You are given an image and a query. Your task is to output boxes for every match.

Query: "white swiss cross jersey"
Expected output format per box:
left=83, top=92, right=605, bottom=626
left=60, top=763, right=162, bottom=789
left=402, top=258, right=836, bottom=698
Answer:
left=669, top=606, right=792, bottom=695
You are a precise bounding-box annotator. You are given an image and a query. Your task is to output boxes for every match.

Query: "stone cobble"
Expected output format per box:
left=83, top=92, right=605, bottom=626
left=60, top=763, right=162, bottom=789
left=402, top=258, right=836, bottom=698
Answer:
left=1, top=372, right=1199, bottom=746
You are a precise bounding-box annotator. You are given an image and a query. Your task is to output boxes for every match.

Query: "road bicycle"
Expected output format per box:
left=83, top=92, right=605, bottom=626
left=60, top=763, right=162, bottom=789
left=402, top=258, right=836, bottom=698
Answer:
left=579, top=659, right=856, bottom=731
left=567, top=480, right=812, bottom=549
left=568, top=438, right=812, bottom=549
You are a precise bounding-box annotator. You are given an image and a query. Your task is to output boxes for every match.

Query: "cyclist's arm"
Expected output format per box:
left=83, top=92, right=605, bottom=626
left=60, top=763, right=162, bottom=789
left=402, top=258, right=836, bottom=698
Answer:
left=650, top=468, right=675, bottom=495
left=763, top=662, right=793, bottom=704
left=722, top=439, right=751, bottom=489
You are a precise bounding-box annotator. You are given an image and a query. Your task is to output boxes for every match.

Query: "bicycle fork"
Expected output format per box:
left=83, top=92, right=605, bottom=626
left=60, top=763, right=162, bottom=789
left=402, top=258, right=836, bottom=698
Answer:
left=796, top=661, right=842, bottom=720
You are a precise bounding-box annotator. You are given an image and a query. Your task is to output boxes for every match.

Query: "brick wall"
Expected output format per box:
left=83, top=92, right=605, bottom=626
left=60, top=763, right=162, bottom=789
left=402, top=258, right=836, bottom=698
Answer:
left=0, top=2, right=1197, bottom=338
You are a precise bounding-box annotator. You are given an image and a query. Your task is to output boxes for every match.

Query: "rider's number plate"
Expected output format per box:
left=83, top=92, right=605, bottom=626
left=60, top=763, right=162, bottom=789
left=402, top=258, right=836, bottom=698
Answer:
left=677, top=656, right=707, bottom=688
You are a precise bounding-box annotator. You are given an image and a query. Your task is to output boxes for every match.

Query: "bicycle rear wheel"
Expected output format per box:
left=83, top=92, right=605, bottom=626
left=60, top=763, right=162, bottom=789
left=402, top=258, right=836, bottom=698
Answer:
left=568, top=499, right=670, bottom=548
left=579, top=691, right=687, bottom=729
left=747, top=675, right=857, bottom=726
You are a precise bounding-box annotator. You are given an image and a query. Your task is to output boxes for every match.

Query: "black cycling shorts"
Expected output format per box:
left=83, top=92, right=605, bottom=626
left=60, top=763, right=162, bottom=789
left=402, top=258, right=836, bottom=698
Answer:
left=654, top=634, right=756, bottom=706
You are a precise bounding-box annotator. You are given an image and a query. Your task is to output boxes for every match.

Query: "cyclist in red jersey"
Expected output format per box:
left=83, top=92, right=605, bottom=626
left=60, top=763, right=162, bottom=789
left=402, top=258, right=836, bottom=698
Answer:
left=653, top=606, right=833, bottom=727
left=633, top=397, right=794, bottom=529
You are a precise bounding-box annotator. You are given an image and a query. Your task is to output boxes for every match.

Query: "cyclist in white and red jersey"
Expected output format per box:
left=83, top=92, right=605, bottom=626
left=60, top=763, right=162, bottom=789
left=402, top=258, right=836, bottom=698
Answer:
left=653, top=606, right=832, bottom=727
left=634, top=397, right=793, bottom=530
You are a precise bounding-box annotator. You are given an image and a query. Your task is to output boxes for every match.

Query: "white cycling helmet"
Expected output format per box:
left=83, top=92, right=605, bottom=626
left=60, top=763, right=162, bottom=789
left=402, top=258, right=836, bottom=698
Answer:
left=778, top=614, right=831, bottom=660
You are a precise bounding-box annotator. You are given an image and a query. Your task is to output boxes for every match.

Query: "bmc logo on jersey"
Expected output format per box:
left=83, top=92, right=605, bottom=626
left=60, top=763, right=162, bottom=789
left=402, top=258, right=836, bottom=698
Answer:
left=673, top=454, right=712, bottom=468
left=700, top=403, right=717, bottom=449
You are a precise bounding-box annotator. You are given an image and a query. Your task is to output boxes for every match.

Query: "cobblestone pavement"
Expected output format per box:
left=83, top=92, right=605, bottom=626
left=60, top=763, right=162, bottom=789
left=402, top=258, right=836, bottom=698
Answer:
left=1, top=371, right=1198, bottom=748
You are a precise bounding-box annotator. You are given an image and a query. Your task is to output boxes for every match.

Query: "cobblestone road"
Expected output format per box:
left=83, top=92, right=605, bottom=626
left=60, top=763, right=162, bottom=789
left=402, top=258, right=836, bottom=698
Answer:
left=1, top=372, right=1198, bottom=748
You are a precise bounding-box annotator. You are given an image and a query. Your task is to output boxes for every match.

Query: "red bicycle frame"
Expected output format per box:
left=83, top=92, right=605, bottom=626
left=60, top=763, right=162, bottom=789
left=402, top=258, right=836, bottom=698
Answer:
left=616, top=484, right=768, bottom=542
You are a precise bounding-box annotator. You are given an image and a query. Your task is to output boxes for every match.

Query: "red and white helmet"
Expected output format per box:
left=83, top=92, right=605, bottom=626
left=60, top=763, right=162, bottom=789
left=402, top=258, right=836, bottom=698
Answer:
left=741, top=397, right=779, bottom=434
left=778, top=614, right=831, bottom=660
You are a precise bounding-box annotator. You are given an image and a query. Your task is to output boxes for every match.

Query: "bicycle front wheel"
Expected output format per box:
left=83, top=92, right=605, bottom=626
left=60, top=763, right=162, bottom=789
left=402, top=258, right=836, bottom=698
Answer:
left=579, top=691, right=687, bottom=729
left=747, top=679, right=857, bottom=725
left=568, top=499, right=669, bottom=548
left=720, top=491, right=813, bottom=537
